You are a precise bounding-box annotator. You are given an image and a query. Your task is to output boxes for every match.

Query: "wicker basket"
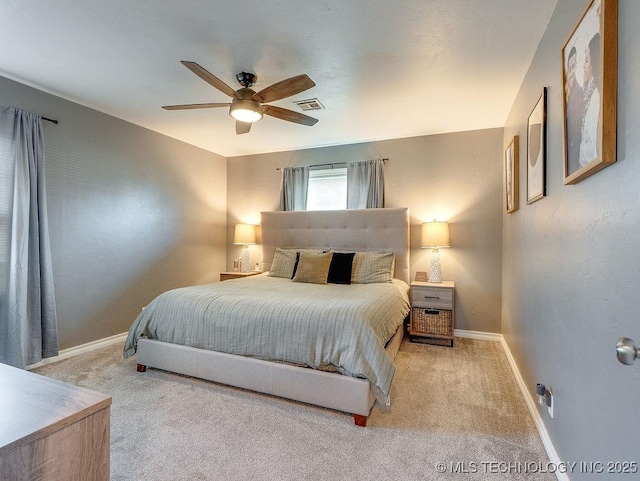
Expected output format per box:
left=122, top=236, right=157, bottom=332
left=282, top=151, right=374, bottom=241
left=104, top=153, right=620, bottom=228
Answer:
left=411, top=308, right=453, bottom=336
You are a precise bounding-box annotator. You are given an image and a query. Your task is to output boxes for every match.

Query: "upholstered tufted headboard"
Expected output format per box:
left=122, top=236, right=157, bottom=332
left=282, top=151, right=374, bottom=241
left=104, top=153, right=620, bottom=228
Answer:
left=260, top=208, right=410, bottom=284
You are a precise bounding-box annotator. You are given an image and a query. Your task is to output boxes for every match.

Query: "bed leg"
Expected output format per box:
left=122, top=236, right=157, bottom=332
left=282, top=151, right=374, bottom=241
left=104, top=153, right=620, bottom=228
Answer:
left=353, top=414, right=367, bottom=427
left=136, top=363, right=147, bottom=372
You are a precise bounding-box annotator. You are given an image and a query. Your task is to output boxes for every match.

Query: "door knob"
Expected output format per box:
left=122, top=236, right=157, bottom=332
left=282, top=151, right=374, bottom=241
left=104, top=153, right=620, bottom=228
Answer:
left=616, top=337, right=640, bottom=365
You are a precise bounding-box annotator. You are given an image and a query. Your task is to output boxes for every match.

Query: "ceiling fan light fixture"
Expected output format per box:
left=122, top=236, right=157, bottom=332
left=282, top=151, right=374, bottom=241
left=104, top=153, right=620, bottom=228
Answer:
left=229, top=99, right=263, bottom=123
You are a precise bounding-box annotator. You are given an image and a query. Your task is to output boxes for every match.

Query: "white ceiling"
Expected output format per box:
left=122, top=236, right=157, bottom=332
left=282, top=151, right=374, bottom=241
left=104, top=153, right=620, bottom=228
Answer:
left=0, top=1, right=557, bottom=158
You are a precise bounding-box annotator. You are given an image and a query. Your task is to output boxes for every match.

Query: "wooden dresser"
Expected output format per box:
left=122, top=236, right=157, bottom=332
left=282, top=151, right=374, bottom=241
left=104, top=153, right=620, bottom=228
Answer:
left=0, top=362, right=111, bottom=481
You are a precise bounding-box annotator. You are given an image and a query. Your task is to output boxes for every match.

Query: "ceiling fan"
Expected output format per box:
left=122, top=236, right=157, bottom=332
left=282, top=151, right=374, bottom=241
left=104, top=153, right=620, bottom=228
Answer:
left=162, top=61, right=319, bottom=135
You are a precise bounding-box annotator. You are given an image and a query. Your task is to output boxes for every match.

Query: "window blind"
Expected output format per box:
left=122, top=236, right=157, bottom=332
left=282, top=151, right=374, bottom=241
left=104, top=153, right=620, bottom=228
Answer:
left=306, top=167, right=347, bottom=211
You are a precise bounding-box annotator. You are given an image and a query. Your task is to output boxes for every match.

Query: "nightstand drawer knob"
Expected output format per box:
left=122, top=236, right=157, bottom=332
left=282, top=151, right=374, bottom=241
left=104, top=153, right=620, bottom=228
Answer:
left=424, top=296, right=440, bottom=299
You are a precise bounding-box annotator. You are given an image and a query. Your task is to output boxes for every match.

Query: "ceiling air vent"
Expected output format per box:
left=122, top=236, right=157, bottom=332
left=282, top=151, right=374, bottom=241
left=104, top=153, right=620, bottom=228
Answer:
left=294, top=98, right=324, bottom=111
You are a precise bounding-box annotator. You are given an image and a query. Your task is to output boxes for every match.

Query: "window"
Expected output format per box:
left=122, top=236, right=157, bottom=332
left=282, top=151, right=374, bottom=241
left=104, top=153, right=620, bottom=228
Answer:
left=306, top=167, right=347, bottom=211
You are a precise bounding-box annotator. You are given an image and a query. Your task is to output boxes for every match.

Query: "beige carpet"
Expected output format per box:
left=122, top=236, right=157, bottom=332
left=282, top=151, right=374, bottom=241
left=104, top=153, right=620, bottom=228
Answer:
left=34, top=338, right=554, bottom=481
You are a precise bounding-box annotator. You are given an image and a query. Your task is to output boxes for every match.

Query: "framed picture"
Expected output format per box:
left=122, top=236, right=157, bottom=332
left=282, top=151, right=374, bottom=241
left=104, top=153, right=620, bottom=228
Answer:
left=527, top=88, right=547, bottom=204
left=504, top=135, right=519, bottom=213
left=415, top=271, right=429, bottom=282
left=562, top=0, right=617, bottom=185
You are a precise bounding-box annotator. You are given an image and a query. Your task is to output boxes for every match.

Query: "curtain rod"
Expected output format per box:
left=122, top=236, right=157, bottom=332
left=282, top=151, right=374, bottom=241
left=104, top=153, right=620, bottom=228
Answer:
left=276, top=158, right=388, bottom=171
left=42, top=116, right=59, bottom=125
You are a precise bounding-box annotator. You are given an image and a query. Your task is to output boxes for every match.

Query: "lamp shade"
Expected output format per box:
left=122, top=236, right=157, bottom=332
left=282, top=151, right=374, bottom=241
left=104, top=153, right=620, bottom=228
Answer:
left=421, top=221, right=450, bottom=248
left=234, top=223, right=256, bottom=245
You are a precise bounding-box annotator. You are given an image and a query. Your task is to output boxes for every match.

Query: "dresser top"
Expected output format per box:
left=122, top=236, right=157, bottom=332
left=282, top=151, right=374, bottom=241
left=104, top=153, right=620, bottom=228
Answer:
left=0, top=362, right=111, bottom=452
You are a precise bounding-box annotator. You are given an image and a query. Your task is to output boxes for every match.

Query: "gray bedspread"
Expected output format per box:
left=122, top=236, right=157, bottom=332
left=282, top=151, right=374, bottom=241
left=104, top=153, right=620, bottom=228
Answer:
left=124, top=274, right=410, bottom=404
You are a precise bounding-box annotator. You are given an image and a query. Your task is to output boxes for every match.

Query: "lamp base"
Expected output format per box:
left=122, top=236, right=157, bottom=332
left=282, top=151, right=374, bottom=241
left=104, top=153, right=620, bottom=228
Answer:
left=429, top=249, right=442, bottom=283
left=241, top=246, right=250, bottom=273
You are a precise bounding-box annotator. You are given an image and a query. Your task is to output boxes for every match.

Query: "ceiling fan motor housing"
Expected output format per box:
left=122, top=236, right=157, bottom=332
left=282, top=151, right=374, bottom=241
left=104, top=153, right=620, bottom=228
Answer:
left=236, top=72, right=257, bottom=88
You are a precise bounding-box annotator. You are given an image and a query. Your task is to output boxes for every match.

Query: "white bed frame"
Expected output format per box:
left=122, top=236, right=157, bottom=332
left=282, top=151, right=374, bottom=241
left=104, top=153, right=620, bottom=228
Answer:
left=136, top=208, right=410, bottom=426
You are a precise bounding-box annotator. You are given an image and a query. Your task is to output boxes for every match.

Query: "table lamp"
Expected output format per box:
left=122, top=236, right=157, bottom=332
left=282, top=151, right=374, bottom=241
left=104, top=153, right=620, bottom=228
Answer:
left=421, top=221, right=450, bottom=283
left=234, top=223, right=256, bottom=273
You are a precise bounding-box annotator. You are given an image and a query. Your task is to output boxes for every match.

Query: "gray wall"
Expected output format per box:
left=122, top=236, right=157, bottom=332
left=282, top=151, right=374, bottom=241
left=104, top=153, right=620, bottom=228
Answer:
left=227, top=128, right=504, bottom=333
left=0, top=76, right=227, bottom=350
left=502, top=0, right=640, bottom=472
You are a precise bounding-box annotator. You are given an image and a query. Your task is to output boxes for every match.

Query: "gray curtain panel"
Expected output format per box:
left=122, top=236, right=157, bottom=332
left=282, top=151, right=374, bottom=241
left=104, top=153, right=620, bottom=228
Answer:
left=347, top=159, right=385, bottom=209
left=279, top=166, right=309, bottom=211
left=0, top=106, right=58, bottom=368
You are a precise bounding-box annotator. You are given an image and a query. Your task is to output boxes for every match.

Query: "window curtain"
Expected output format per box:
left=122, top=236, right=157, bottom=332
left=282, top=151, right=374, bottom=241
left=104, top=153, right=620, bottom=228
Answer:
left=347, top=159, right=385, bottom=209
left=279, top=166, right=309, bottom=211
left=0, top=106, right=58, bottom=368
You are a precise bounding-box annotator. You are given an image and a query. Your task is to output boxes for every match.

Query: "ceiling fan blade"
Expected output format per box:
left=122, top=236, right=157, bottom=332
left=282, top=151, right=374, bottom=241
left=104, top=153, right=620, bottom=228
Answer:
left=162, top=103, right=230, bottom=110
left=236, top=121, right=252, bottom=135
left=253, top=74, right=315, bottom=103
left=262, top=105, right=318, bottom=126
left=180, top=61, right=237, bottom=98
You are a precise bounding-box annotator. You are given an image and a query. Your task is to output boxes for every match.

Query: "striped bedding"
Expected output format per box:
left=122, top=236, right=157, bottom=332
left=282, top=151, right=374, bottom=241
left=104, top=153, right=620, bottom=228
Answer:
left=124, top=274, right=410, bottom=404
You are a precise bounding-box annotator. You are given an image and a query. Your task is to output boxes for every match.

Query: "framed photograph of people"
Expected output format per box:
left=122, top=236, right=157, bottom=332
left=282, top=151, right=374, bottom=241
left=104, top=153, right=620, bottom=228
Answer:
left=505, top=135, right=519, bottom=213
left=527, top=89, right=546, bottom=204
left=562, top=0, right=617, bottom=185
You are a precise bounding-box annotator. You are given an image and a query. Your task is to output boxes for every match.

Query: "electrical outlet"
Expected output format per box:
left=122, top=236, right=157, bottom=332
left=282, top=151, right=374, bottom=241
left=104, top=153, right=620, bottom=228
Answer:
left=547, top=388, right=554, bottom=418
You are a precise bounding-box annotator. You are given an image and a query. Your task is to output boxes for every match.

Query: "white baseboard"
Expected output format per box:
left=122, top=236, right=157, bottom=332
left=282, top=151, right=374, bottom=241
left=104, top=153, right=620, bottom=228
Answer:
left=454, top=328, right=502, bottom=341
left=499, top=336, right=569, bottom=481
left=27, top=332, right=128, bottom=370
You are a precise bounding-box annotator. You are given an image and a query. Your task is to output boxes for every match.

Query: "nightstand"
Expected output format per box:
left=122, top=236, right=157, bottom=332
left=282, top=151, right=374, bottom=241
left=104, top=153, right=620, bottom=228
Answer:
left=220, top=271, right=262, bottom=281
left=409, top=281, right=455, bottom=347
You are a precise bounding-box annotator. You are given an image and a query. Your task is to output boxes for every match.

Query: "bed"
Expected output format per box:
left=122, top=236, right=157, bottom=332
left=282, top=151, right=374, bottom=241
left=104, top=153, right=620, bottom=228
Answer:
left=125, top=207, right=410, bottom=426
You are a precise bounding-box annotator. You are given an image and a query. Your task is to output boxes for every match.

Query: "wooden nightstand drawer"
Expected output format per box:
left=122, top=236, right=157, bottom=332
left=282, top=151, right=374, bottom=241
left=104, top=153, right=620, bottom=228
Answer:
left=411, top=286, right=453, bottom=310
